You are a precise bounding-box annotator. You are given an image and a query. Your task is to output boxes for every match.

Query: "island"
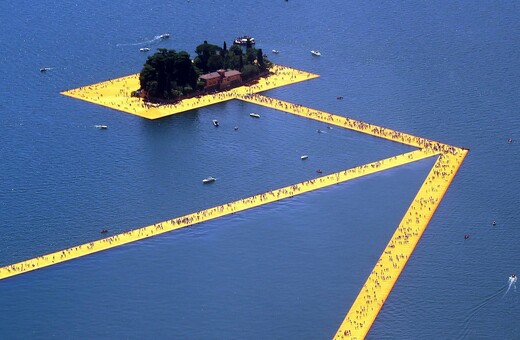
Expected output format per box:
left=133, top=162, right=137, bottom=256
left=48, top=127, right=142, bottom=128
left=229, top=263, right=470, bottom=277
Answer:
left=136, top=39, right=271, bottom=102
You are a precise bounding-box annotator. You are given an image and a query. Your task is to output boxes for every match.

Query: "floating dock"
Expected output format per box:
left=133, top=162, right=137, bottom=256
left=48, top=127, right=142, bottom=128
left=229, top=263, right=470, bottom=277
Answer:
left=1, top=64, right=468, bottom=339
left=60, top=64, right=319, bottom=119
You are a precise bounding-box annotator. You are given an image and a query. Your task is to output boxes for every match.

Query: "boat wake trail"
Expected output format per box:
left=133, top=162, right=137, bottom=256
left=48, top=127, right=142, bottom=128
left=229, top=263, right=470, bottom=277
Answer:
left=503, top=275, right=517, bottom=297
left=458, top=283, right=508, bottom=339
left=116, top=35, right=164, bottom=47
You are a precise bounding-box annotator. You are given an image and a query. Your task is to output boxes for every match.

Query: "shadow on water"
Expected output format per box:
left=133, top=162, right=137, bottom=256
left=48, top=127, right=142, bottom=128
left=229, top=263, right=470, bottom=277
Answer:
left=140, top=108, right=200, bottom=133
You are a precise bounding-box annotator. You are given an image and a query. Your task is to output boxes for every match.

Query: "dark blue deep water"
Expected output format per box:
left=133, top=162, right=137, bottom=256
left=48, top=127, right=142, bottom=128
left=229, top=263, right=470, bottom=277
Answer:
left=1, top=1, right=519, bottom=339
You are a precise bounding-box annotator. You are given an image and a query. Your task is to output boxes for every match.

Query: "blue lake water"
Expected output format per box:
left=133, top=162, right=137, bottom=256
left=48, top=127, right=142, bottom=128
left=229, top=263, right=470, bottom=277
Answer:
left=1, top=0, right=519, bottom=338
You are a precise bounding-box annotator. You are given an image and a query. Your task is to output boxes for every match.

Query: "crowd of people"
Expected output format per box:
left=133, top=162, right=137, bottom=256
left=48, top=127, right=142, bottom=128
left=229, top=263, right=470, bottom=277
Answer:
left=7, top=67, right=469, bottom=338
left=335, top=151, right=467, bottom=338
left=62, top=64, right=318, bottom=119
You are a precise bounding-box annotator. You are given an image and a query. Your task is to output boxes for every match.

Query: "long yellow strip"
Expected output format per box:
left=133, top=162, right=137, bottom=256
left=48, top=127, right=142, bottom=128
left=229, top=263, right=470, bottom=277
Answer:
left=60, top=65, right=319, bottom=120
left=238, top=94, right=455, bottom=152
left=0, top=149, right=434, bottom=281
left=333, top=149, right=468, bottom=339
left=26, top=65, right=468, bottom=338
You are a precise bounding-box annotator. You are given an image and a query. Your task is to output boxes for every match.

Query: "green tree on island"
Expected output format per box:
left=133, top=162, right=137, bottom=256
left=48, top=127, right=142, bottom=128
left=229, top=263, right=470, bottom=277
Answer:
left=138, top=40, right=272, bottom=101
left=139, top=48, right=198, bottom=100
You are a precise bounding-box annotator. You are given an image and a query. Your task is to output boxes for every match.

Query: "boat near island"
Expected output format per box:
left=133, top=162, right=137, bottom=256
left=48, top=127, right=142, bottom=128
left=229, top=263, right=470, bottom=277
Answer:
left=95, top=125, right=108, bottom=129
left=212, top=119, right=219, bottom=127
left=272, top=49, right=280, bottom=54
left=233, top=35, right=255, bottom=45
left=158, top=33, right=170, bottom=39
left=249, top=113, right=260, bottom=118
left=311, top=50, right=321, bottom=57
left=139, top=47, right=150, bottom=52
left=202, top=176, right=216, bottom=184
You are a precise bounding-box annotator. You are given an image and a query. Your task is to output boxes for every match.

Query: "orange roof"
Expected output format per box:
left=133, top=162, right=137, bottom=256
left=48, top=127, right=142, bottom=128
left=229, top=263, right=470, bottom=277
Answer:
left=200, top=72, right=221, bottom=80
left=200, top=70, right=241, bottom=80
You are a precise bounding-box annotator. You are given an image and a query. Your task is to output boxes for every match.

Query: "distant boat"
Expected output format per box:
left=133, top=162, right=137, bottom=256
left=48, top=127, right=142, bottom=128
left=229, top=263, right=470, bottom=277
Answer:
left=311, top=50, right=321, bottom=56
left=213, top=119, right=219, bottom=127
left=95, top=125, right=108, bottom=129
left=272, top=49, right=280, bottom=54
left=139, top=47, right=150, bottom=52
left=158, top=33, right=170, bottom=39
left=301, top=155, right=309, bottom=160
left=249, top=113, right=260, bottom=118
left=40, top=67, right=51, bottom=72
left=234, top=35, right=255, bottom=45
left=202, top=176, right=216, bottom=184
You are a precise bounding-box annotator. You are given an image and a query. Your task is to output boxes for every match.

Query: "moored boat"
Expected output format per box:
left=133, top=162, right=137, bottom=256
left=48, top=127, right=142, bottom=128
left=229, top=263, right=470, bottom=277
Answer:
left=139, top=47, right=150, bottom=52
left=95, top=125, right=108, bottom=129
left=202, top=176, right=216, bottom=184
left=301, top=155, right=308, bottom=160
left=249, top=113, right=260, bottom=118
left=311, top=50, right=321, bottom=56
left=212, top=119, right=219, bottom=127
left=234, top=35, right=255, bottom=45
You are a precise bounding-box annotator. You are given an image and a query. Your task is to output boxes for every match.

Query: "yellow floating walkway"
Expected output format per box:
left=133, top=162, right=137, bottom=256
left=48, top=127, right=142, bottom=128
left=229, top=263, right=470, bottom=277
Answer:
left=333, top=150, right=468, bottom=339
left=0, top=149, right=433, bottom=281
left=60, top=64, right=319, bottom=119
left=5, top=63, right=468, bottom=339
left=237, top=93, right=454, bottom=152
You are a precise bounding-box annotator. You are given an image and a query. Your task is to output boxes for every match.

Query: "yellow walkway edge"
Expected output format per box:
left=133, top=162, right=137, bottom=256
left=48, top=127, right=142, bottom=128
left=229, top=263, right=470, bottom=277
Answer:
left=334, top=150, right=468, bottom=339
left=0, top=149, right=434, bottom=281
left=6, top=63, right=468, bottom=339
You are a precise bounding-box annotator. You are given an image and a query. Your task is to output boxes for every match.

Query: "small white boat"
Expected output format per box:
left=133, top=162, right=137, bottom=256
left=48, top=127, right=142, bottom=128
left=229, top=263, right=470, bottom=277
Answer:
left=202, top=176, right=216, bottom=184
left=272, top=49, right=280, bottom=54
left=234, top=36, right=255, bottom=45
left=158, top=33, right=170, bottom=39
left=301, top=155, right=308, bottom=160
left=95, top=125, right=108, bottom=129
left=212, top=119, right=219, bottom=127
left=40, top=67, right=51, bottom=72
left=139, top=47, right=150, bottom=52
left=249, top=113, right=260, bottom=118
left=311, top=50, right=321, bottom=57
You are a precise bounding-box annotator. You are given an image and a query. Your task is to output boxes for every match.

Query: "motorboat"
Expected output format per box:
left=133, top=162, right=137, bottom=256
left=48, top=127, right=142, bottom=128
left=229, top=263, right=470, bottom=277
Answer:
left=249, top=113, right=260, bottom=118
left=212, top=119, right=219, bottom=127
left=301, top=155, right=308, bottom=160
left=95, top=125, right=108, bottom=129
left=234, top=36, right=255, bottom=45
left=272, top=49, right=280, bottom=54
left=139, top=47, right=150, bottom=52
left=158, top=33, right=170, bottom=39
left=40, top=67, right=51, bottom=72
left=311, top=50, right=321, bottom=56
left=202, top=176, right=216, bottom=184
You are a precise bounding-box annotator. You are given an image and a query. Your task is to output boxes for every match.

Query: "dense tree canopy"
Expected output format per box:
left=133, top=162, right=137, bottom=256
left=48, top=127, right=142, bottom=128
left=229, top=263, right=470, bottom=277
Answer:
left=139, top=40, right=272, bottom=100
left=139, top=49, right=198, bottom=100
